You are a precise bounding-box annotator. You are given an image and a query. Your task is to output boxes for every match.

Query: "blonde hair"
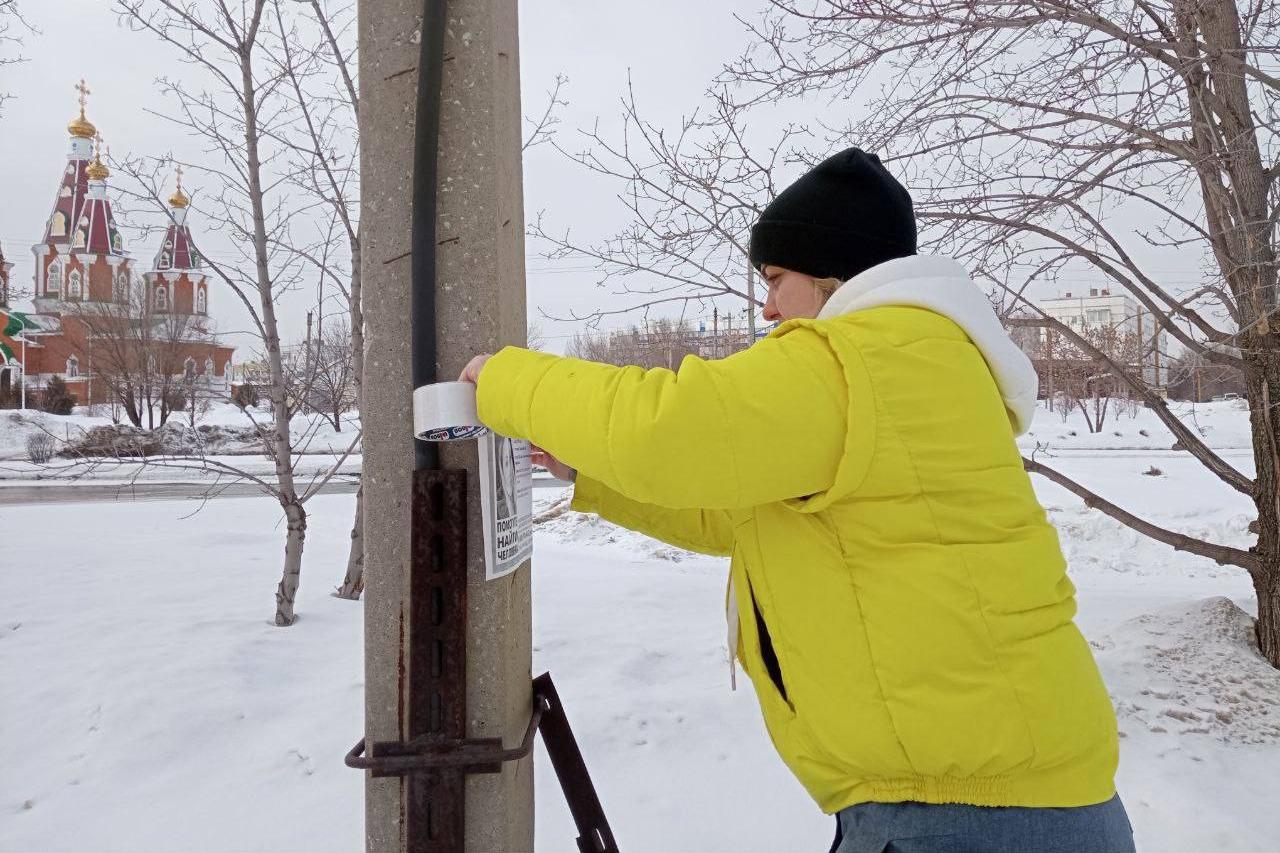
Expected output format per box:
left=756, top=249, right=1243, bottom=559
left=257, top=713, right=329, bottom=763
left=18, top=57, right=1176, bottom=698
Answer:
left=813, top=277, right=843, bottom=303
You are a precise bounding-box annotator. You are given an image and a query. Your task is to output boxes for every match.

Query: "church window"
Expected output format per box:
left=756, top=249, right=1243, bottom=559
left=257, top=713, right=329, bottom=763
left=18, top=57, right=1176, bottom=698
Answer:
left=155, top=285, right=169, bottom=310
left=66, top=356, right=80, bottom=378
left=160, top=252, right=171, bottom=270
left=184, top=357, right=196, bottom=380
left=114, top=273, right=128, bottom=303
left=47, top=261, right=62, bottom=295
left=50, top=212, right=67, bottom=237
left=112, top=232, right=123, bottom=253
left=60, top=186, right=72, bottom=199
left=196, top=287, right=207, bottom=314
left=68, top=270, right=82, bottom=300
left=203, top=358, right=213, bottom=376
left=72, top=230, right=86, bottom=249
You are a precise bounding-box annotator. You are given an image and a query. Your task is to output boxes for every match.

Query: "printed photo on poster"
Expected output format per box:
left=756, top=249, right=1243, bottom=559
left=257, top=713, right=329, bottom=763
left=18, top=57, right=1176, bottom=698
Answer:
left=478, top=433, right=533, bottom=580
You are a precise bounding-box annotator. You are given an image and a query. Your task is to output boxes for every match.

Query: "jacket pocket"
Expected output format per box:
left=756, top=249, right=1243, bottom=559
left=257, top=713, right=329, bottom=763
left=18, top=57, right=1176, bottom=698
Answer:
left=732, top=553, right=796, bottom=718
left=750, top=578, right=790, bottom=706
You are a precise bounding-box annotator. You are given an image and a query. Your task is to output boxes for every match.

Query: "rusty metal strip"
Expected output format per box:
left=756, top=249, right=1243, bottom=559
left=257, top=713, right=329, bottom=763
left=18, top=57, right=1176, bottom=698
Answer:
left=405, top=467, right=468, bottom=851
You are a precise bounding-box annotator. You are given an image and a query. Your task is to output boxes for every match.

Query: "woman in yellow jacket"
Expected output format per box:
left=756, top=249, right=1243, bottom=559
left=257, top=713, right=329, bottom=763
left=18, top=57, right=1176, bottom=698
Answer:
left=461, top=148, right=1134, bottom=853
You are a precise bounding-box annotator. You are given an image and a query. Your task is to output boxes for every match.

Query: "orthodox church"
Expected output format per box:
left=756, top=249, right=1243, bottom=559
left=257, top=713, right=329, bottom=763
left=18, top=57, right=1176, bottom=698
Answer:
left=0, top=82, right=234, bottom=407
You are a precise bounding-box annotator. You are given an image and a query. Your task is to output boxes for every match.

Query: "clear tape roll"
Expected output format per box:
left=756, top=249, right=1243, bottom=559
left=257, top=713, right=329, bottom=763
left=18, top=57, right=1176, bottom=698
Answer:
left=412, top=381, right=489, bottom=441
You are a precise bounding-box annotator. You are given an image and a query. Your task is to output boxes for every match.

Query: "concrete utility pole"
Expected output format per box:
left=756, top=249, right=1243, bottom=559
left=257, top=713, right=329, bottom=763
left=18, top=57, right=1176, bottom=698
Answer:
left=358, top=0, right=533, bottom=850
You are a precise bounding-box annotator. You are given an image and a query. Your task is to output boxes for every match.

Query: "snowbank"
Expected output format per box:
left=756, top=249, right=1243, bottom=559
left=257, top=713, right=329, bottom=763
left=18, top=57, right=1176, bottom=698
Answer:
left=0, top=404, right=361, bottom=461
left=1020, top=398, right=1253, bottom=451
left=1099, top=597, right=1279, bottom=746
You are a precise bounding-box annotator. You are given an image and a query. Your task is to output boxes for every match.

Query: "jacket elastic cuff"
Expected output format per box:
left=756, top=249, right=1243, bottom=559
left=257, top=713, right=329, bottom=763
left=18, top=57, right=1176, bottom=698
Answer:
left=569, top=474, right=603, bottom=515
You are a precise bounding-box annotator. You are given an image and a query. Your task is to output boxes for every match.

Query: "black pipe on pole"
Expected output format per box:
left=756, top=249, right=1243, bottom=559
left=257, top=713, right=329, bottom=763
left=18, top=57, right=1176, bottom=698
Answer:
left=411, top=0, right=448, bottom=472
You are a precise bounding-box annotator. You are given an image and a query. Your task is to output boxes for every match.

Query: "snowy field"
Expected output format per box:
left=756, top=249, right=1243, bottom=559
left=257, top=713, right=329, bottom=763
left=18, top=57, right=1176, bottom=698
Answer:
left=3, top=402, right=1279, bottom=852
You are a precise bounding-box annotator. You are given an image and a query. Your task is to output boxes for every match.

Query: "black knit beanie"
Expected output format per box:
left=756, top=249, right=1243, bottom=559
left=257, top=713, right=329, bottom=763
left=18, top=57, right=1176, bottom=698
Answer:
left=748, top=147, right=917, bottom=282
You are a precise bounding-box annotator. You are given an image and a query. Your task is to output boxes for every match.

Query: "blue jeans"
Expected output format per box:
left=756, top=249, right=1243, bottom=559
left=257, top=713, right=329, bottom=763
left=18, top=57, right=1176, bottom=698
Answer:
left=829, top=795, right=1135, bottom=853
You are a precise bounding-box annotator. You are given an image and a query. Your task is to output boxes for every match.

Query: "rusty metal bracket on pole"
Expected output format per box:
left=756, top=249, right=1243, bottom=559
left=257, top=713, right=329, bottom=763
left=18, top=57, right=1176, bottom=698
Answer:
left=346, top=468, right=617, bottom=853
left=347, top=673, right=617, bottom=853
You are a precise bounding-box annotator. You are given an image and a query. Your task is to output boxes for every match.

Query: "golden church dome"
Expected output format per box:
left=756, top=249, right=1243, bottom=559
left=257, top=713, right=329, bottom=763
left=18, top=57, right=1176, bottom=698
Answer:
left=69, top=79, right=96, bottom=139
left=169, top=165, right=190, bottom=208
left=86, top=156, right=109, bottom=181
left=68, top=113, right=98, bottom=140
left=86, top=135, right=109, bottom=181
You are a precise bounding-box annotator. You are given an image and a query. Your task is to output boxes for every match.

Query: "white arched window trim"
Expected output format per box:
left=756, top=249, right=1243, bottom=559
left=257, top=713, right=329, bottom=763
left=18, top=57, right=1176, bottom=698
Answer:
left=66, top=356, right=80, bottom=378
left=68, top=270, right=82, bottom=300
left=195, top=287, right=207, bottom=314
left=203, top=357, right=213, bottom=376
left=154, top=284, right=169, bottom=310
left=114, top=273, right=128, bottom=303
left=159, top=252, right=171, bottom=270
left=184, top=357, right=197, bottom=380
left=50, top=212, right=67, bottom=237
left=47, top=261, right=63, bottom=296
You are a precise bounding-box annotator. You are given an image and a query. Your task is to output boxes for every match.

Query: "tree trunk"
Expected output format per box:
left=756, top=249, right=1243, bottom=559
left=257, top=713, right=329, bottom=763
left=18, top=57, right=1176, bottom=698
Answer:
left=335, top=481, right=365, bottom=600
left=275, top=500, right=308, bottom=625
left=1244, top=349, right=1280, bottom=666
left=239, top=29, right=306, bottom=626
left=338, top=233, right=365, bottom=599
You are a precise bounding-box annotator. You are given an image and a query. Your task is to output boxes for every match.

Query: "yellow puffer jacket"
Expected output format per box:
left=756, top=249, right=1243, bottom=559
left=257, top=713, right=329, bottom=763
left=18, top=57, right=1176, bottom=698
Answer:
left=476, top=255, right=1118, bottom=813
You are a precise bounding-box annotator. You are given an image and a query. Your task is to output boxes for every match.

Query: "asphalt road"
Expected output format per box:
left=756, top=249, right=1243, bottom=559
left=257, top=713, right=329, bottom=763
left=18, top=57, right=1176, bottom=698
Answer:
left=0, top=475, right=573, bottom=506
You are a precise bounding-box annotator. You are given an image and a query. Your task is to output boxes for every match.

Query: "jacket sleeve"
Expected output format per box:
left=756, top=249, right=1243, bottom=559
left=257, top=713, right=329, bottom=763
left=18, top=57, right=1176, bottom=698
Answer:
left=569, top=473, right=734, bottom=556
left=475, top=326, right=848, bottom=510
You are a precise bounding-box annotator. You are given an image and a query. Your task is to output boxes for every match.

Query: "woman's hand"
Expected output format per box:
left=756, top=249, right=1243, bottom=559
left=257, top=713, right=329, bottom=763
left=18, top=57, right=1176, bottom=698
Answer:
left=458, top=354, right=492, bottom=384
left=531, top=445, right=576, bottom=482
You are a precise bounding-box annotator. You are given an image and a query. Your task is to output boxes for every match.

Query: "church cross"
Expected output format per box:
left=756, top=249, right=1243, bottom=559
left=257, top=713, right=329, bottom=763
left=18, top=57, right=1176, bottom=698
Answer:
left=75, top=79, right=91, bottom=116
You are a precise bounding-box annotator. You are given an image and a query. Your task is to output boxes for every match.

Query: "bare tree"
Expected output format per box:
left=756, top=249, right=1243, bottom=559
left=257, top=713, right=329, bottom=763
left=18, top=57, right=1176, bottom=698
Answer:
left=115, top=0, right=360, bottom=626
left=523, top=73, right=568, bottom=153
left=1166, top=349, right=1248, bottom=402
left=259, top=0, right=368, bottom=600
left=65, top=274, right=205, bottom=430
left=566, top=318, right=718, bottom=370
left=0, top=0, right=31, bottom=117
left=285, top=323, right=356, bottom=431
left=530, top=81, right=805, bottom=331
left=1031, top=323, right=1146, bottom=433
left=722, top=0, right=1280, bottom=663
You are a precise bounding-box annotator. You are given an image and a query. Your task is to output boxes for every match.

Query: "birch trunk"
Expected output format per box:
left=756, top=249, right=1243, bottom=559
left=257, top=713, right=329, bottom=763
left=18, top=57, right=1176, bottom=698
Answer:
left=275, top=500, right=308, bottom=625
left=336, top=234, right=365, bottom=600
left=335, top=482, right=365, bottom=599
left=238, top=5, right=307, bottom=626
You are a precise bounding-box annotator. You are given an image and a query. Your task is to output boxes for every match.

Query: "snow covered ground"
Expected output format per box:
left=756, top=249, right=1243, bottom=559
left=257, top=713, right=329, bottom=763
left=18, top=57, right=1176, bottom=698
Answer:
left=0, top=404, right=361, bottom=461
left=3, top=437, right=1277, bottom=851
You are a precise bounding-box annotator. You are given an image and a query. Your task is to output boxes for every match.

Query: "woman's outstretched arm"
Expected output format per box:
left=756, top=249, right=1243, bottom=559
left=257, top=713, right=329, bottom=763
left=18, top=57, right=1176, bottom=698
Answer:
left=570, top=474, right=734, bottom=557
left=475, top=325, right=850, bottom=510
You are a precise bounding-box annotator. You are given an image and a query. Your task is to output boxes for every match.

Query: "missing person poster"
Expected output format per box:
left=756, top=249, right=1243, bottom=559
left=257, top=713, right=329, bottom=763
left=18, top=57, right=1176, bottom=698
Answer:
left=477, top=433, right=533, bottom=580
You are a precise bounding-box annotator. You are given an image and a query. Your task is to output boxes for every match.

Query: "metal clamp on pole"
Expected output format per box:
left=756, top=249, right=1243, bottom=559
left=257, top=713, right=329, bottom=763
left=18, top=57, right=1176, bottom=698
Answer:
left=345, top=672, right=619, bottom=853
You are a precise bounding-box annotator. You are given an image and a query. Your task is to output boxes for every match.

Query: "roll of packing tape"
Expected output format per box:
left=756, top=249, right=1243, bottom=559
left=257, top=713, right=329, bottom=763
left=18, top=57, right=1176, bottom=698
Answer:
left=412, top=381, right=489, bottom=441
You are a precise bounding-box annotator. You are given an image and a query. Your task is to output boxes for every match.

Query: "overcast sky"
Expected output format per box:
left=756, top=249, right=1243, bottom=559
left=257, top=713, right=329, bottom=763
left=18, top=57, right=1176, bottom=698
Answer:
left=0, top=0, right=773, bottom=357
left=0, top=0, right=1215, bottom=361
